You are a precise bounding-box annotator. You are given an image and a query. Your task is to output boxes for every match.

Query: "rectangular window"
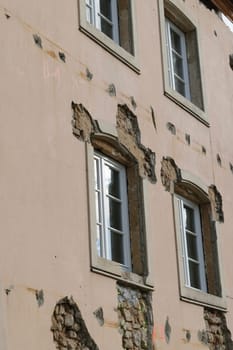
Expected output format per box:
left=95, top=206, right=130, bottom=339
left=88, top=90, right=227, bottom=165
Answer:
left=86, top=0, right=120, bottom=43
left=165, top=19, right=191, bottom=100
left=94, top=152, right=131, bottom=268
left=79, top=0, right=138, bottom=70
left=159, top=0, right=206, bottom=122
left=173, top=183, right=226, bottom=309
left=177, top=196, right=207, bottom=291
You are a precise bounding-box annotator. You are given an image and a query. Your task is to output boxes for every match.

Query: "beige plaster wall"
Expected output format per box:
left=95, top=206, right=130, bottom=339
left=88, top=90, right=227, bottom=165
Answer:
left=0, top=0, right=233, bottom=349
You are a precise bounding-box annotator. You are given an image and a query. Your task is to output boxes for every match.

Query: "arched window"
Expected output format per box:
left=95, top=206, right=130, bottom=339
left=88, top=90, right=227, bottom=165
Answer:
left=87, top=135, right=149, bottom=281
left=173, top=179, right=226, bottom=309
left=71, top=102, right=156, bottom=286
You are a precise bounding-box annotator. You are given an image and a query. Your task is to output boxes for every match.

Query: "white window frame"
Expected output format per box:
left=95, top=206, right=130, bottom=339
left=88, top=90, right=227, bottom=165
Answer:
left=165, top=19, right=191, bottom=100
left=79, top=0, right=139, bottom=72
left=158, top=0, right=207, bottom=123
left=177, top=196, right=207, bottom=292
left=94, top=151, right=131, bottom=269
left=85, top=0, right=119, bottom=43
left=172, top=172, right=227, bottom=310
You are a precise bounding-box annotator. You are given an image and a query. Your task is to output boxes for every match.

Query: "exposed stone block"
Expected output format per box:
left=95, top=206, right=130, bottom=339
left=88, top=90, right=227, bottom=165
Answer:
left=208, top=185, right=224, bottom=222
left=117, top=284, right=153, bottom=350
left=203, top=308, right=233, bottom=350
left=160, top=157, right=181, bottom=192
left=51, top=296, right=99, bottom=350
left=71, top=101, right=156, bottom=183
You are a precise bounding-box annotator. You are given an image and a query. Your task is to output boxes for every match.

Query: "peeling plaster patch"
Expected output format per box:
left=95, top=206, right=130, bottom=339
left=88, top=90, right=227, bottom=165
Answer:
left=203, top=308, right=233, bottom=350
left=166, top=122, right=176, bottom=135
left=93, top=307, right=104, bottom=326
left=51, top=296, right=99, bottom=350
left=59, top=52, right=66, bottom=62
left=71, top=102, right=97, bottom=142
left=160, top=157, right=181, bottom=192
left=5, top=289, right=11, bottom=295
left=185, top=133, right=191, bottom=145
left=35, top=289, right=44, bottom=307
left=198, top=329, right=208, bottom=344
left=71, top=101, right=156, bottom=183
left=208, top=185, right=224, bottom=222
left=202, top=146, right=207, bottom=155
left=185, top=329, right=191, bottom=342
left=150, top=106, right=157, bottom=132
left=164, top=317, right=171, bottom=344
left=107, top=83, right=116, bottom=96
left=5, top=285, right=14, bottom=295
left=229, top=54, right=233, bottom=70
left=117, top=104, right=156, bottom=183
left=229, top=162, right=233, bottom=173
left=86, top=68, right=93, bottom=81
left=130, top=96, right=137, bottom=110
left=47, top=50, right=57, bottom=59
left=217, top=153, right=222, bottom=166
left=33, top=34, right=42, bottom=48
left=117, top=284, right=153, bottom=350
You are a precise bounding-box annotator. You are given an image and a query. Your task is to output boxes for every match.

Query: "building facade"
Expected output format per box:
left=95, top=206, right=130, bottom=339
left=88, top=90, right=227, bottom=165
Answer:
left=1, top=0, right=233, bottom=349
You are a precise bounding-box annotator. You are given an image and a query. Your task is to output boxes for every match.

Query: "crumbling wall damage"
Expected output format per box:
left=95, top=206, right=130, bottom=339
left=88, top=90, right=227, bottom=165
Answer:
left=51, top=296, right=99, bottom=350
left=160, top=157, right=181, bottom=192
left=71, top=101, right=156, bottom=183
left=117, top=284, right=153, bottom=350
left=116, top=104, right=156, bottom=183
left=208, top=185, right=224, bottom=223
left=203, top=308, right=233, bottom=350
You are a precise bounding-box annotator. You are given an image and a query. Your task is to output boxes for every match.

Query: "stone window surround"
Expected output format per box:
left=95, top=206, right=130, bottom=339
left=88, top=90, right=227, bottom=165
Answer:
left=86, top=138, right=153, bottom=290
left=71, top=102, right=155, bottom=290
left=158, top=0, right=208, bottom=125
left=93, top=150, right=131, bottom=268
left=78, top=0, right=139, bottom=73
left=172, top=170, right=227, bottom=310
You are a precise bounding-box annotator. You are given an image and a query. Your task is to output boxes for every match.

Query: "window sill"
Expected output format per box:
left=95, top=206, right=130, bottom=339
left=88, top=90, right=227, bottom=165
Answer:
left=164, top=88, right=209, bottom=127
left=91, top=258, right=154, bottom=291
left=180, top=285, right=227, bottom=311
left=79, top=23, right=140, bottom=74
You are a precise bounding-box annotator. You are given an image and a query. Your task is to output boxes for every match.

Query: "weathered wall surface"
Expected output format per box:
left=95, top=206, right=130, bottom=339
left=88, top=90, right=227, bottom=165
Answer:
left=0, top=1, right=233, bottom=349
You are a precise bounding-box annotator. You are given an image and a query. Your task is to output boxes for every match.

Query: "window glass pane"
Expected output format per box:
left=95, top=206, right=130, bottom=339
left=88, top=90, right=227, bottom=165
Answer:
left=100, top=0, right=112, bottom=20
left=170, top=28, right=182, bottom=54
left=95, top=191, right=101, bottom=223
left=110, top=230, right=124, bottom=264
left=96, top=224, right=102, bottom=256
left=105, top=165, right=120, bottom=198
left=101, top=18, right=113, bottom=39
left=172, top=53, right=184, bottom=78
left=86, top=7, right=92, bottom=23
left=174, top=77, right=186, bottom=97
left=184, top=205, right=195, bottom=232
left=94, top=158, right=100, bottom=190
left=189, top=260, right=201, bottom=289
left=108, top=198, right=122, bottom=230
left=86, top=0, right=93, bottom=23
left=186, top=232, right=198, bottom=260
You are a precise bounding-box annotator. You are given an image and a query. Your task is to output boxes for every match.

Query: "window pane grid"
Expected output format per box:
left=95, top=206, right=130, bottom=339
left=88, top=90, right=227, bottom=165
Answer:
left=106, top=194, right=122, bottom=202
left=94, top=151, right=130, bottom=268
left=188, top=257, right=200, bottom=264
left=98, top=13, right=114, bottom=26
left=166, top=19, right=191, bottom=100
left=86, top=0, right=120, bottom=44
left=106, top=226, right=124, bottom=235
left=174, top=73, right=185, bottom=84
left=178, top=196, right=207, bottom=292
left=86, top=0, right=94, bottom=24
